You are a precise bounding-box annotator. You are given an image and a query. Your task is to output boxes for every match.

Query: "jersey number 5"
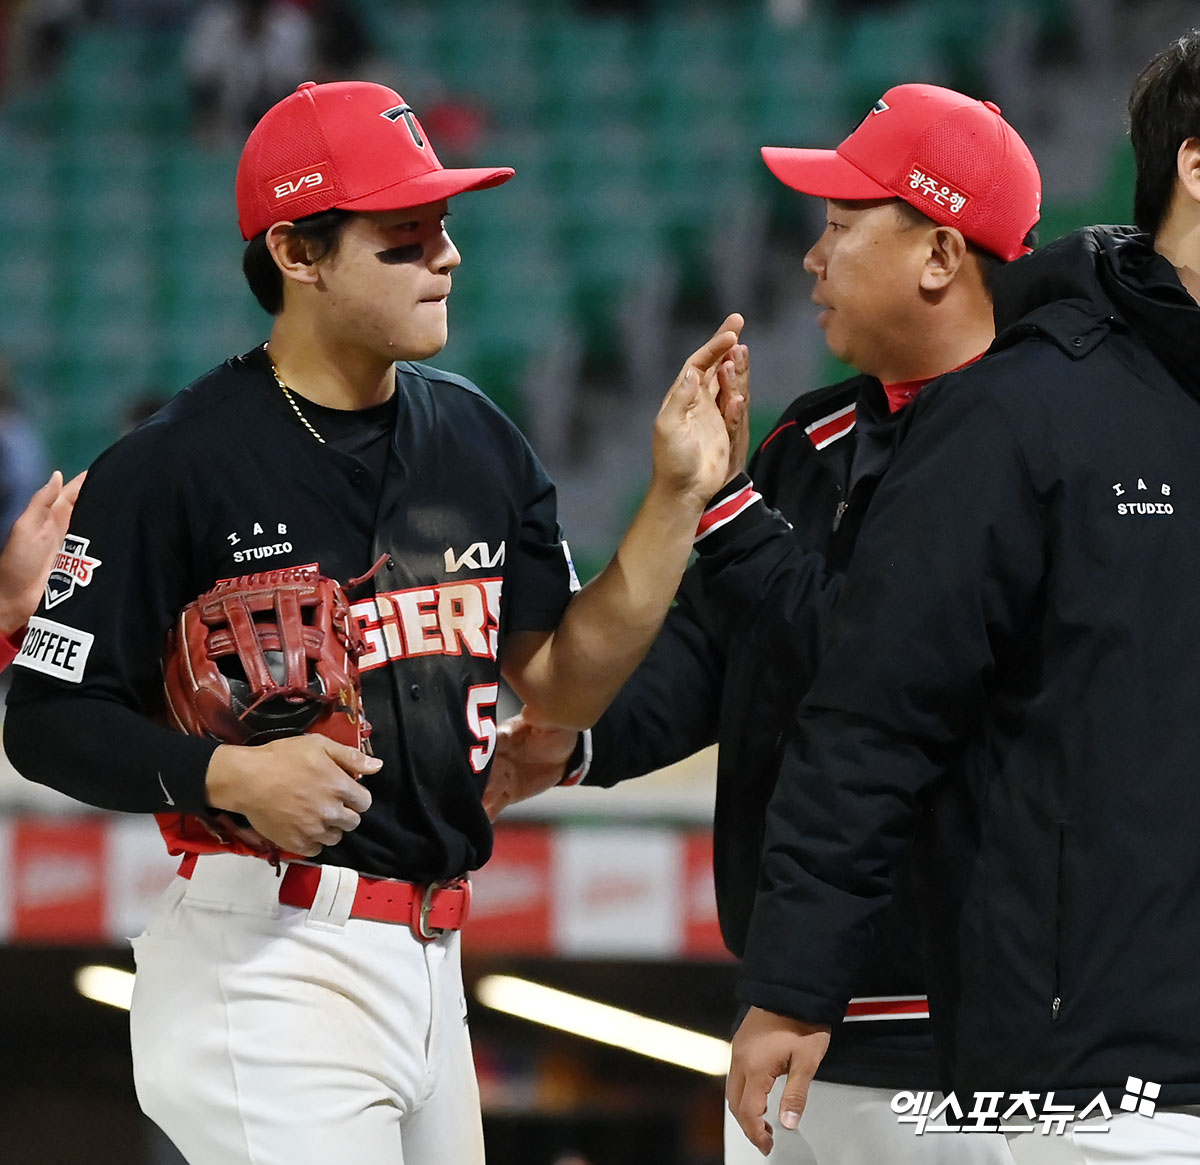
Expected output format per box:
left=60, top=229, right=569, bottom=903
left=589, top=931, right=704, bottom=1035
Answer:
left=466, top=683, right=499, bottom=773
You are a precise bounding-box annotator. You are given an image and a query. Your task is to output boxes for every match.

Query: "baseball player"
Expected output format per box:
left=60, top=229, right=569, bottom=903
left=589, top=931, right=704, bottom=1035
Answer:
left=0, top=469, right=84, bottom=670
left=487, top=84, right=1040, bottom=1164
left=729, top=31, right=1200, bottom=1164
left=3, top=80, right=743, bottom=1165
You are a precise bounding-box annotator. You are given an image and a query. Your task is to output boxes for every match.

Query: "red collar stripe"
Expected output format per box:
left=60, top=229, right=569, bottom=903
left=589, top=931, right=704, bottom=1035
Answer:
left=695, top=484, right=761, bottom=543
left=804, top=403, right=857, bottom=450
left=759, top=419, right=799, bottom=454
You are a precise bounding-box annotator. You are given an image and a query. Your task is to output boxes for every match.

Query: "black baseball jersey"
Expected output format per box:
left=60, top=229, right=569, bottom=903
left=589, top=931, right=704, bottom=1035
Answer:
left=5, top=346, right=575, bottom=883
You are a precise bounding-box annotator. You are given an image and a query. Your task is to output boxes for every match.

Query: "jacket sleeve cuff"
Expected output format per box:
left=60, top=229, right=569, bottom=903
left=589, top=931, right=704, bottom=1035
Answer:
left=736, top=876, right=872, bottom=1028
left=558, top=729, right=592, bottom=786
left=694, top=474, right=773, bottom=552
left=735, top=978, right=851, bottom=1028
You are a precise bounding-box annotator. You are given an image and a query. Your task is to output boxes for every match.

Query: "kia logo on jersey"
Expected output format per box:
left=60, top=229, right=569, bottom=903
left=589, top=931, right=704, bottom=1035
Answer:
left=45, top=535, right=102, bottom=609
left=444, top=541, right=506, bottom=573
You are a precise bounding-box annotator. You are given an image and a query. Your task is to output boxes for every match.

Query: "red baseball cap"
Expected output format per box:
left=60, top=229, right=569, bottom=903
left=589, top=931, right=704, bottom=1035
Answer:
left=235, top=80, right=515, bottom=240
left=761, top=84, right=1041, bottom=262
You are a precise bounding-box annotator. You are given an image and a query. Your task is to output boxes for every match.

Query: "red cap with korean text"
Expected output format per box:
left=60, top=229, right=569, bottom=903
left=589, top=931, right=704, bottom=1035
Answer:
left=235, top=80, right=514, bottom=241
left=761, top=83, right=1041, bottom=261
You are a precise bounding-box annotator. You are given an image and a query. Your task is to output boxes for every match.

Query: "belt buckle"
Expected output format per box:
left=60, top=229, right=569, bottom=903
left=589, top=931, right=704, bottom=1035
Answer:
left=413, top=881, right=444, bottom=942
left=410, top=878, right=470, bottom=942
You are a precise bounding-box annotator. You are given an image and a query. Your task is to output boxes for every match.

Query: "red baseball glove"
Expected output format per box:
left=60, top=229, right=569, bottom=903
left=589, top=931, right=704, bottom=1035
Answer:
left=160, top=560, right=380, bottom=858
left=163, top=562, right=373, bottom=751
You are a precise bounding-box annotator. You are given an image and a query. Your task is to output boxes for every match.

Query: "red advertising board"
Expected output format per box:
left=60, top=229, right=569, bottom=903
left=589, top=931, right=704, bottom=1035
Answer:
left=10, top=817, right=107, bottom=942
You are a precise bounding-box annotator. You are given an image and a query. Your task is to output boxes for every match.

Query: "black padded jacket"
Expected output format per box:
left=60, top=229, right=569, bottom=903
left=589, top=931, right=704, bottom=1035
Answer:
left=740, top=227, right=1200, bottom=1108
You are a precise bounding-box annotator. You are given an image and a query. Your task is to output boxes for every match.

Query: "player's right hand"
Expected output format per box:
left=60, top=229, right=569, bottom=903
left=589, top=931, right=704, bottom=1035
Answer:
left=482, top=710, right=578, bottom=820
left=726, top=1006, right=832, bottom=1157
left=205, top=735, right=379, bottom=856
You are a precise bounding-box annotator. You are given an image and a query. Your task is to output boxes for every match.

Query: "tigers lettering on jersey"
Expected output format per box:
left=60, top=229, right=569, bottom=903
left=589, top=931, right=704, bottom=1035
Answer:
left=352, top=578, right=502, bottom=671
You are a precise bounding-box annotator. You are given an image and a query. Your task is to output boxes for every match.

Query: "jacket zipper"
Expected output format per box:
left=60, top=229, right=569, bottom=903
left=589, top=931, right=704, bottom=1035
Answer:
left=832, top=495, right=848, bottom=531
left=1052, top=826, right=1065, bottom=1021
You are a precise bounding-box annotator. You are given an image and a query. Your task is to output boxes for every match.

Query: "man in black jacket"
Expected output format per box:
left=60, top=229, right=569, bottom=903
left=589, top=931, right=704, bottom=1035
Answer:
left=489, top=84, right=1039, bottom=1164
left=728, top=31, right=1200, bottom=1164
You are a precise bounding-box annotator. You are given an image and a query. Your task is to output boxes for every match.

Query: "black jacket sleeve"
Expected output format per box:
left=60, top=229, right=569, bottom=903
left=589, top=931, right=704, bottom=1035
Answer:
left=584, top=413, right=847, bottom=789
left=4, top=428, right=219, bottom=815
left=692, top=473, right=843, bottom=670
left=737, top=375, right=1046, bottom=1024
left=585, top=564, right=724, bottom=787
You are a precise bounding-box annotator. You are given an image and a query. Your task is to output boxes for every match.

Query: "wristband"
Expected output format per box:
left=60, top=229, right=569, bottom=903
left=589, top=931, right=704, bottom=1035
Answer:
left=559, top=729, right=592, bottom=786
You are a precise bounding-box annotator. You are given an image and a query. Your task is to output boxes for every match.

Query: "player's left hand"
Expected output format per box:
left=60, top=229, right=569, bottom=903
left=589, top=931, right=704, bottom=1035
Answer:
left=652, top=313, right=744, bottom=508
left=0, top=470, right=86, bottom=636
left=482, top=710, right=578, bottom=820
left=726, top=1005, right=832, bottom=1157
left=717, top=342, right=750, bottom=485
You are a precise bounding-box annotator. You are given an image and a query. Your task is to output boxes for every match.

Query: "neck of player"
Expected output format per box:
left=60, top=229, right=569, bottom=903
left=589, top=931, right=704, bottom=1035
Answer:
left=266, top=320, right=397, bottom=411
left=1155, top=194, right=1200, bottom=306
left=872, top=304, right=994, bottom=386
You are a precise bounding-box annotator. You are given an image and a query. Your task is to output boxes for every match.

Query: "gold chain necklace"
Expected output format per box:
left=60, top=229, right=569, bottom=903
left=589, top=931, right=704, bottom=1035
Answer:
left=264, top=344, right=326, bottom=445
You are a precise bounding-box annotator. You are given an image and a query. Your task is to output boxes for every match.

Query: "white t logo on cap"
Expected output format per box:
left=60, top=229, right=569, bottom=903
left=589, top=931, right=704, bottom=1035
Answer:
left=381, top=104, right=426, bottom=149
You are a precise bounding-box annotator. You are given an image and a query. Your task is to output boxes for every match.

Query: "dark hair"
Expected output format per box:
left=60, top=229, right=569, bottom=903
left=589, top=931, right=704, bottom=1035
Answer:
left=242, top=209, right=356, bottom=314
left=1128, top=30, right=1200, bottom=235
left=890, top=199, right=1035, bottom=298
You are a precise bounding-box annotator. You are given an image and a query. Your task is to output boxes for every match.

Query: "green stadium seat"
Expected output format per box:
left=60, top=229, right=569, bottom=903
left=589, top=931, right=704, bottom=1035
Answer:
left=0, top=4, right=1134, bottom=475
left=743, top=16, right=842, bottom=147
left=537, top=16, right=643, bottom=125
left=643, top=15, right=748, bottom=123
left=157, top=145, right=238, bottom=226
left=838, top=5, right=945, bottom=114
left=435, top=6, right=539, bottom=121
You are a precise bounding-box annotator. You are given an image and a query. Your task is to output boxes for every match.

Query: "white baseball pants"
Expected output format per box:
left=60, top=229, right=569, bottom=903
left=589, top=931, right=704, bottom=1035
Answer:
left=1007, top=1109, right=1200, bottom=1163
left=129, top=853, right=484, bottom=1165
left=724, top=1078, right=1014, bottom=1164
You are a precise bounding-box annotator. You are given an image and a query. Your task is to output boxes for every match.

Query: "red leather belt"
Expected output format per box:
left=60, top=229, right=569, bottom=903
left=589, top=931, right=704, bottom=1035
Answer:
left=177, top=853, right=471, bottom=941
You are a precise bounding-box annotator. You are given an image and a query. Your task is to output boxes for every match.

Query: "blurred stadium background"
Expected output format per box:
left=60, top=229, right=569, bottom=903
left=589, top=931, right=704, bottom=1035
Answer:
left=0, top=0, right=1184, bottom=1161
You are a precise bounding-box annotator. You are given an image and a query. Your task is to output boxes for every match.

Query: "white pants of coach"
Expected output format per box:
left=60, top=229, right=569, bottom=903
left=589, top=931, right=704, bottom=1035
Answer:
left=724, top=1077, right=1014, bottom=1164
left=1007, top=1109, right=1200, bottom=1164
left=129, top=853, right=484, bottom=1165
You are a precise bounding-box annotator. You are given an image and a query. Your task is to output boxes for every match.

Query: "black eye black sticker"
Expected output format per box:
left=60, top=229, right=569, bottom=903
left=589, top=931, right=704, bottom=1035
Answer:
left=376, top=245, right=424, bottom=264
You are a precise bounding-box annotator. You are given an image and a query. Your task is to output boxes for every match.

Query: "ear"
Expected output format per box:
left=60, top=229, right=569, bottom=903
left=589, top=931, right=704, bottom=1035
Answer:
left=1176, top=137, right=1200, bottom=205
left=265, top=222, right=322, bottom=289
left=919, top=226, right=969, bottom=292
